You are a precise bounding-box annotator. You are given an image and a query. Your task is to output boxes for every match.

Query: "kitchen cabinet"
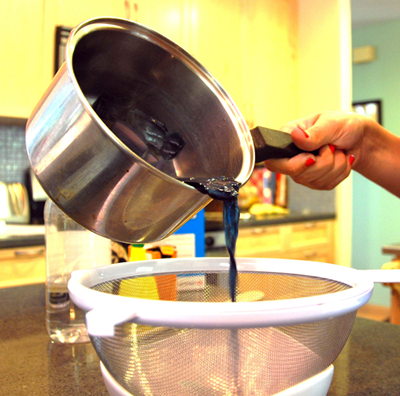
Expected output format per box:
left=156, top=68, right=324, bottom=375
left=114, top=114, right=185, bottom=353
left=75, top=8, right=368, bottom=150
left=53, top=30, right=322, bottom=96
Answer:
left=2, top=0, right=298, bottom=130
left=238, top=1, right=297, bottom=128
left=119, top=0, right=244, bottom=110
left=0, top=245, right=45, bottom=288
left=41, top=0, right=127, bottom=84
left=236, top=220, right=335, bottom=264
left=127, top=0, right=297, bottom=127
left=183, top=0, right=243, bottom=110
left=0, top=1, right=45, bottom=118
left=123, top=0, right=187, bottom=45
left=236, top=225, right=283, bottom=258
left=0, top=0, right=128, bottom=118
left=43, top=0, right=125, bottom=29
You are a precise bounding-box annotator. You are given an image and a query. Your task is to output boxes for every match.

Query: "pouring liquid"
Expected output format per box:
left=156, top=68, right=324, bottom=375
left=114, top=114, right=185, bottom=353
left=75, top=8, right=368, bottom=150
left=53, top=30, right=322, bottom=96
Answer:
left=180, top=177, right=241, bottom=302
left=182, top=176, right=242, bottom=393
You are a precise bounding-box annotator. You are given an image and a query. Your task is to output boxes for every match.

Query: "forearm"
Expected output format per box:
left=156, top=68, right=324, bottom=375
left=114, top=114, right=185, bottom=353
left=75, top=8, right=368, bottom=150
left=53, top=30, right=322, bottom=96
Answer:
left=354, top=118, right=400, bottom=197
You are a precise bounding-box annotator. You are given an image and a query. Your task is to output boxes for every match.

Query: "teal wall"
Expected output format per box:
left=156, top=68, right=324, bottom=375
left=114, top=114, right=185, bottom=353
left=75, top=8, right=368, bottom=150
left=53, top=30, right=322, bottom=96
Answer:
left=352, top=19, right=400, bottom=306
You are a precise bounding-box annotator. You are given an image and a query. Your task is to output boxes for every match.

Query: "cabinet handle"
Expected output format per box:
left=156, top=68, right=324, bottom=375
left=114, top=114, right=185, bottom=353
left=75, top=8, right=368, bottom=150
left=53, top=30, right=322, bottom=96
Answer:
left=14, top=248, right=45, bottom=257
left=303, top=223, right=317, bottom=229
left=251, top=228, right=266, bottom=235
left=250, top=227, right=277, bottom=235
left=303, top=251, right=318, bottom=259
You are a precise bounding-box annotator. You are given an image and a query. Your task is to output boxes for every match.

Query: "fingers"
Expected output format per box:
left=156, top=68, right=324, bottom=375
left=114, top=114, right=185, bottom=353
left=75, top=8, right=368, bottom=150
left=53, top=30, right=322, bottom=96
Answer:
left=268, top=111, right=366, bottom=191
left=280, top=114, right=329, bottom=152
left=281, top=111, right=366, bottom=155
left=263, top=153, right=304, bottom=174
left=264, top=144, right=354, bottom=190
left=292, top=146, right=349, bottom=190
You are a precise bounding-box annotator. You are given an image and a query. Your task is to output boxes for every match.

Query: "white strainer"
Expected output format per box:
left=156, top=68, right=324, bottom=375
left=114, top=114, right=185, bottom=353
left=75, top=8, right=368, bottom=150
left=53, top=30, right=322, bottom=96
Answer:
left=68, top=258, right=398, bottom=396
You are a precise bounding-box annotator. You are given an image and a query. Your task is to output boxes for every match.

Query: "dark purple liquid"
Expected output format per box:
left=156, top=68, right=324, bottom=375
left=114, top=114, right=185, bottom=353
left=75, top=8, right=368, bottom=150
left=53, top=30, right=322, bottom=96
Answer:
left=223, top=197, right=240, bottom=302
left=180, top=176, right=241, bottom=302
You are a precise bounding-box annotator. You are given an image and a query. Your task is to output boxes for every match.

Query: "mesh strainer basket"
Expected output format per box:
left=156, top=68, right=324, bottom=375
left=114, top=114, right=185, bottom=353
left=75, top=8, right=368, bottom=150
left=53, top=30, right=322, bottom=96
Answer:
left=68, top=257, right=378, bottom=396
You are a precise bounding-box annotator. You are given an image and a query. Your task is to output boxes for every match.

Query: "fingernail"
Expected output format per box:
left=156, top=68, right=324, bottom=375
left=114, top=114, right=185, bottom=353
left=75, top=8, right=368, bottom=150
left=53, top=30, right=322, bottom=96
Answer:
left=329, top=144, right=335, bottom=154
left=305, top=157, right=316, bottom=167
left=297, top=126, right=309, bottom=138
left=349, top=155, right=355, bottom=166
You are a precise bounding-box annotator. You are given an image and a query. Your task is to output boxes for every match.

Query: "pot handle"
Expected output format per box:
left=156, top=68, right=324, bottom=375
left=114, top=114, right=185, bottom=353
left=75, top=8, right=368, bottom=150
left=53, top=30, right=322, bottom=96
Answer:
left=250, top=126, right=319, bottom=163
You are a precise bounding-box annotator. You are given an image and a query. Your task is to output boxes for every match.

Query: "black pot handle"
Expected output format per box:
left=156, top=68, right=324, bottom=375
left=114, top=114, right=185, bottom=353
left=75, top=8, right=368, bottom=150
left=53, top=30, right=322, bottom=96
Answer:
left=250, top=126, right=319, bottom=164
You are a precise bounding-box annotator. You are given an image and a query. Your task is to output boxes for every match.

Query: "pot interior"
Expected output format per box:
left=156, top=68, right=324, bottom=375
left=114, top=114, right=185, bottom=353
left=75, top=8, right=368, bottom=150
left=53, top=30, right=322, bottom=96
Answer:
left=69, top=19, right=253, bottom=184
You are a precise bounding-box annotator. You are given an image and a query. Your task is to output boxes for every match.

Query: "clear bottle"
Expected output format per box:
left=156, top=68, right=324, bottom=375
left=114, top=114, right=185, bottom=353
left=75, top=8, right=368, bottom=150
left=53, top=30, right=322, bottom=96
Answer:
left=44, top=199, right=111, bottom=343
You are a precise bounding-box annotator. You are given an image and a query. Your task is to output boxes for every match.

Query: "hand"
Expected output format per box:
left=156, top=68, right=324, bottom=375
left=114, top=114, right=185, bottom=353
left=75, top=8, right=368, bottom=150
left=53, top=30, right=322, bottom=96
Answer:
left=263, top=111, right=367, bottom=190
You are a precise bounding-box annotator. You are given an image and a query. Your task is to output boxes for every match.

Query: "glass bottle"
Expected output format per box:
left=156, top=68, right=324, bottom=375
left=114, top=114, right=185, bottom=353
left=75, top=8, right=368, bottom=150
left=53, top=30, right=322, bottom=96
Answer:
left=44, top=199, right=111, bottom=343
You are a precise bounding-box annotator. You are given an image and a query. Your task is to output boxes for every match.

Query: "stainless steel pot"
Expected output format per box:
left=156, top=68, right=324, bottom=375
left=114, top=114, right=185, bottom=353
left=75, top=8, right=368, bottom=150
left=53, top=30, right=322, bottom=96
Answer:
left=26, top=17, right=310, bottom=244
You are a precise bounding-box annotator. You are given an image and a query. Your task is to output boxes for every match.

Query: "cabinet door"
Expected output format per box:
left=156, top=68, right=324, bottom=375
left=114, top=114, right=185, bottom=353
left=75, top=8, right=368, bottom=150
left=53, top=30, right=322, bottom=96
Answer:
left=0, top=246, right=45, bottom=288
left=0, top=1, right=45, bottom=117
left=124, top=0, right=243, bottom=109
left=44, top=0, right=124, bottom=31
left=283, top=247, right=334, bottom=264
left=41, top=0, right=126, bottom=88
left=288, top=221, right=333, bottom=249
left=236, top=225, right=283, bottom=258
left=187, top=0, right=243, bottom=108
left=235, top=220, right=335, bottom=263
left=239, top=0, right=297, bottom=128
left=124, top=0, right=187, bottom=47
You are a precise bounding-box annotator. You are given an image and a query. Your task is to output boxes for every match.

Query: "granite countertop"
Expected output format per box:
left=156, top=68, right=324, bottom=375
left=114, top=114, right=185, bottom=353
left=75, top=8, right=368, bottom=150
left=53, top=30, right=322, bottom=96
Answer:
left=1, top=283, right=400, bottom=395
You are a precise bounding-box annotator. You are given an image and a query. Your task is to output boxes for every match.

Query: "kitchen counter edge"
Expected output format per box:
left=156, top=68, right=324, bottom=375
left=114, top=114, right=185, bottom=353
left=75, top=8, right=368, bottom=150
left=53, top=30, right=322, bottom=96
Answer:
left=206, top=212, right=336, bottom=231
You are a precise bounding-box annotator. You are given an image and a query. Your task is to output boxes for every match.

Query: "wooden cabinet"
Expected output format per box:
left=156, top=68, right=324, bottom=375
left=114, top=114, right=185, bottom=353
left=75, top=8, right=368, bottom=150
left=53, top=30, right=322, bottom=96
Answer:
left=0, top=246, right=45, bottom=288
left=236, top=226, right=284, bottom=258
left=0, top=1, right=45, bottom=118
left=2, top=0, right=298, bottom=130
left=236, top=220, right=335, bottom=264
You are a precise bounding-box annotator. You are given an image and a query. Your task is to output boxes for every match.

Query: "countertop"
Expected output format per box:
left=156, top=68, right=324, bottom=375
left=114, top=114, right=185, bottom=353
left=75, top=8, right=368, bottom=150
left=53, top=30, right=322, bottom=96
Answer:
left=382, top=242, right=400, bottom=256
left=0, top=225, right=45, bottom=249
left=206, top=211, right=336, bottom=231
left=0, top=213, right=336, bottom=249
left=2, top=283, right=400, bottom=395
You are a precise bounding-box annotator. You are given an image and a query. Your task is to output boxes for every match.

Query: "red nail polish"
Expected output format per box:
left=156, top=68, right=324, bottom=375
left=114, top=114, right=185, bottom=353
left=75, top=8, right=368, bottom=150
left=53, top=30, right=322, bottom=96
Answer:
left=349, top=155, right=355, bottom=166
left=329, top=144, right=335, bottom=154
left=305, top=157, right=315, bottom=167
left=298, top=126, right=309, bottom=138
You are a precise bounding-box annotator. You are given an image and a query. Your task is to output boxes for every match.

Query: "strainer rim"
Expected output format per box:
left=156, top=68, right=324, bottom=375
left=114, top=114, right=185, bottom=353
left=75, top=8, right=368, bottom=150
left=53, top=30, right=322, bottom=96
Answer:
left=68, top=258, right=373, bottom=334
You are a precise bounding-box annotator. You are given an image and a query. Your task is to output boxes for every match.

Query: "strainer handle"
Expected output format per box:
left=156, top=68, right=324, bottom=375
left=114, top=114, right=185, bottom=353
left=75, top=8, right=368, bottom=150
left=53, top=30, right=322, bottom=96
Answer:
left=361, top=269, right=400, bottom=283
left=86, top=306, right=137, bottom=337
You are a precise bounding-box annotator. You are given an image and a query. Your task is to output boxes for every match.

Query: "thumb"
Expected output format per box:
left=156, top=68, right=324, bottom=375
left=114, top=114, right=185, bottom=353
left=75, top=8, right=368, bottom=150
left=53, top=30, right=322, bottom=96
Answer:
left=280, top=112, right=345, bottom=152
left=290, top=122, right=334, bottom=152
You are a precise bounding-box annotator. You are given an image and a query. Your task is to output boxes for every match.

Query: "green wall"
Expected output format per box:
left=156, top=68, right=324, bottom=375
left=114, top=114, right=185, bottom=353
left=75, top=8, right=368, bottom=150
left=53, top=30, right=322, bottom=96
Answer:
left=352, top=19, right=400, bottom=306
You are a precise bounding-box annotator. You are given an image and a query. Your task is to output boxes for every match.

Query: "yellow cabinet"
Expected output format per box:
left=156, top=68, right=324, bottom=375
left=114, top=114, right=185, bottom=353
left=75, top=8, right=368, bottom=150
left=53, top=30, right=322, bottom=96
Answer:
left=0, top=0, right=125, bottom=118
left=236, top=220, right=335, bottom=264
left=236, top=225, right=283, bottom=258
left=0, top=1, right=45, bottom=117
left=43, top=0, right=124, bottom=29
left=3, top=0, right=298, bottom=131
left=41, top=0, right=127, bottom=89
left=284, top=221, right=334, bottom=263
left=0, top=246, right=45, bottom=288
